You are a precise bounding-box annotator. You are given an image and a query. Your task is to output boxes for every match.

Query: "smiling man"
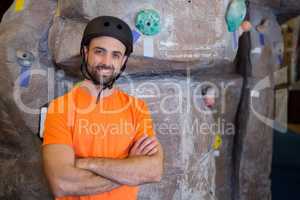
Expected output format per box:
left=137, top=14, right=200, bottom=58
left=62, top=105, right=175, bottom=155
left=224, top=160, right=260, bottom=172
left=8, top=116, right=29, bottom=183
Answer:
left=42, top=16, right=164, bottom=200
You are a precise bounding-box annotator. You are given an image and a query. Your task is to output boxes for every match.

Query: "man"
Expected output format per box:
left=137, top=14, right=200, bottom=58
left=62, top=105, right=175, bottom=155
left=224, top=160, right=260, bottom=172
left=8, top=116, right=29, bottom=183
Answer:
left=42, top=16, right=164, bottom=200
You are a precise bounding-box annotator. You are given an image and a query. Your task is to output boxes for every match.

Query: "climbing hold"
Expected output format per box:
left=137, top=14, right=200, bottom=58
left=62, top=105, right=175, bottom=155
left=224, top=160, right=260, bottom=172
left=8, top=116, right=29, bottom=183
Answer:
left=256, top=18, right=270, bottom=34
left=135, top=9, right=160, bottom=36
left=277, top=54, right=283, bottom=65
left=259, top=33, right=265, bottom=46
left=132, top=29, right=141, bottom=43
left=56, top=69, right=65, bottom=80
left=15, top=0, right=25, bottom=12
left=212, top=134, right=222, bottom=150
left=274, top=42, right=284, bottom=65
left=16, top=50, right=35, bottom=87
left=231, top=21, right=252, bottom=46
left=203, top=87, right=216, bottom=108
left=16, top=50, right=34, bottom=67
left=256, top=19, right=270, bottom=46
left=234, top=21, right=252, bottom=40
left=241, top=20, right=252, bottom=32
left=19, top=66, right=31, bottom=87
left=250, top=90, right=260, bottom=98
left=251, top=47, right=262, bottom=54
left=225, top=0, right=247, bottom=32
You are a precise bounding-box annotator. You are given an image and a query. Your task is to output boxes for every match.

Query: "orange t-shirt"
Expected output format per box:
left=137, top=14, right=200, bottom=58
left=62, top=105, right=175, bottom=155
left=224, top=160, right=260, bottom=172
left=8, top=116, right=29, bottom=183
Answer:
left=43, top=85, right=156, bottom=200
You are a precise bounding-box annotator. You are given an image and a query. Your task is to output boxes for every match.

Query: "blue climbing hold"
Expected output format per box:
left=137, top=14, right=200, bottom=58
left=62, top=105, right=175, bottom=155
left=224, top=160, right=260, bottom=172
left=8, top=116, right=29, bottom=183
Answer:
left=19, top=66, right=31, bottom=87
left=132, top=29, right=141, bottom=43
left=135, top=9, right=160, bottom=36
left=225, top=0, right=247, bottom=32
left=16, top=50, right=35, bottom=87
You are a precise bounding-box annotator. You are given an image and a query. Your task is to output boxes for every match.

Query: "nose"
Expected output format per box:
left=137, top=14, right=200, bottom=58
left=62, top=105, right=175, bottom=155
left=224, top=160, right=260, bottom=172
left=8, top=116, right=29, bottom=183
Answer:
left=101, top=53, right=112, bottom=66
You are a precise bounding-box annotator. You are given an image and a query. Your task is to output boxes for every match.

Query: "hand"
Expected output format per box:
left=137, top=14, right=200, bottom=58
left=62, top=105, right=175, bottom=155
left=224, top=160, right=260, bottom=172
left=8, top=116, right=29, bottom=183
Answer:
left=129, top=134, right=159, bottom=157
left=203, top=88, right=215, bottom=108
left=204, top=95, right=215, bottom=108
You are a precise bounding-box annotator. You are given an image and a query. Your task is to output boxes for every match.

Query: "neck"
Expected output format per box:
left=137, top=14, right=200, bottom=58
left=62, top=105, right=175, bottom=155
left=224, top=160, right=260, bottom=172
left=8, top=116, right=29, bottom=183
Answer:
left=81, top=79, right=115, bottom=98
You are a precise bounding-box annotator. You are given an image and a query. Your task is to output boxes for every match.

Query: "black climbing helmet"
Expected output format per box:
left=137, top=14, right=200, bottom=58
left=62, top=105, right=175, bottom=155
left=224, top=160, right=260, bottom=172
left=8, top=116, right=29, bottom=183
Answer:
left=80, top=16, right=133, bottom=56
left=80, top=16, right=133, bottom=88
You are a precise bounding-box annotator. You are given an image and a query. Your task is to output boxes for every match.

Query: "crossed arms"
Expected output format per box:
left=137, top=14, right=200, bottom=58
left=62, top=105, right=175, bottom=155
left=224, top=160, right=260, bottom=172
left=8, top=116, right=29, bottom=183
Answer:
left=42, top=135, right=164, bottom=198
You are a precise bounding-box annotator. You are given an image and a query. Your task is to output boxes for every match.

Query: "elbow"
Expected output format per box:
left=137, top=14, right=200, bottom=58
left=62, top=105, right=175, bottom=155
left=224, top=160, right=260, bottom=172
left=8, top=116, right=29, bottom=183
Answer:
left=149, top=162, right=164, bottom=183
left=151, top=153, right=164, bottom=183
left=52, top=185, right=65, bottom=198
left=152, top=168, right=163, bottom=183
left=49, top=179, right=68, bottom=198
left=141, top=171, right=162, bottom=184
left=154, top=173, right=163, bottom=182
left=50, top=186, right=64, bottom=198
left=150, top=175, right=162, bottom=183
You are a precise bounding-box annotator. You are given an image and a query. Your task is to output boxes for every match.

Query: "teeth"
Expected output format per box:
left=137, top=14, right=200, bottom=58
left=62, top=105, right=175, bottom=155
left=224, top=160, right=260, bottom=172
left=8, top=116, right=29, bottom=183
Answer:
left=97, top=69, right=112, bottom=75
left=98, top=68, right=112, bottom=71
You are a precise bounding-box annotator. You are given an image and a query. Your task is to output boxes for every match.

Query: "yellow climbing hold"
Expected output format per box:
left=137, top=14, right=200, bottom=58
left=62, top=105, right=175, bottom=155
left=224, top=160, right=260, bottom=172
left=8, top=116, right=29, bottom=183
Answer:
left=15, top=0, right=25, bottom=12
left=55, top=1, right=61, bottom=17
left=212, top=134, right=222, bottom=150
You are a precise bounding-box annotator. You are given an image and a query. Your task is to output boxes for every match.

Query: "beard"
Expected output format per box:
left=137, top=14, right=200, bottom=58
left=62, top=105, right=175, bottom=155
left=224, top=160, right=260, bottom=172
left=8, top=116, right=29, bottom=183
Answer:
left=87, top=63, right=117, bottom=86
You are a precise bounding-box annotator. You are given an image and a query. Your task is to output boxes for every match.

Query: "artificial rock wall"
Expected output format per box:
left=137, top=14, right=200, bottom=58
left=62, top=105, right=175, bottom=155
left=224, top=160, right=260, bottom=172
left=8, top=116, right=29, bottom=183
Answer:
left=119, top=72, right=242, bottom=200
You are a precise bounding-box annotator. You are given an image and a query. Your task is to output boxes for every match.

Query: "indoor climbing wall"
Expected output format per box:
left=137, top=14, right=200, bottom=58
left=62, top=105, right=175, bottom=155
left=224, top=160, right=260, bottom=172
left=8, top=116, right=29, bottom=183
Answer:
left=49, top=1, right=243, bottom=199
left=0, top=0, right=56, bottom=199
left=233, top=3, right=284, bottom=199
left=118, top=72, right=242, bottom=200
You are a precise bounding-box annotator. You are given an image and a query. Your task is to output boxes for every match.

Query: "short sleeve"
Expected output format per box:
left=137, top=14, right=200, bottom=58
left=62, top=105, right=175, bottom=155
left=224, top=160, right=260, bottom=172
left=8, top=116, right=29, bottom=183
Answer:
left=133, top=100, right=156, bottom=142
left=43, top=96, right=74, bottom=147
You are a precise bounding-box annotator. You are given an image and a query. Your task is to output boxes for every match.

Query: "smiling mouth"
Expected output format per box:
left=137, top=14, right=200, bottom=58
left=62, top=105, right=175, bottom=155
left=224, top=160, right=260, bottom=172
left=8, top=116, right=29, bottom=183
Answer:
left=98, top=68, right=112, bottom=73
left=96, top=66, right=114, bottom=74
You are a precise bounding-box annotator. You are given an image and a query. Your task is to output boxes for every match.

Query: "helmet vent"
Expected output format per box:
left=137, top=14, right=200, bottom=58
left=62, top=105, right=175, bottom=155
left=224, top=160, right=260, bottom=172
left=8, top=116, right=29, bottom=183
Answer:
left=117, top=24, right=123, bottom=29
left=104, top=22, right=110, bottom=27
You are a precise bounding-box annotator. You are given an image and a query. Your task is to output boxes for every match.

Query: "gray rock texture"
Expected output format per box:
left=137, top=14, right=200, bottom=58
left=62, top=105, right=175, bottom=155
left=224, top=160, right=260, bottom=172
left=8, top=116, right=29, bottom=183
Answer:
left=232, top=3, right=283, bottom=200
left=0, top=0, right=57, bottom=199
left=119, top=73, right=243, bottom=200
left=51, top=0, right=237, bottom=64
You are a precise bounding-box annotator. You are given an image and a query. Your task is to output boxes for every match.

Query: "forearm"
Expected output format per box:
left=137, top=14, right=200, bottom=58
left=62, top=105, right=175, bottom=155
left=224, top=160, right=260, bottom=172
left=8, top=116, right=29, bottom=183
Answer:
left=77, top=146, right=163, bottom=186
left=79, top=157, right=160, bottom=186
left=48, top=164, right=120, bottom=197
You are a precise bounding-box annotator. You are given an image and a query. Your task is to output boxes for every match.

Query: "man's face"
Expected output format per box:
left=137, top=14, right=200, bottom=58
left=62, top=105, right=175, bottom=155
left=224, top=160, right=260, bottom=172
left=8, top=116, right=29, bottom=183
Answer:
left=84, top=36, right=127, bottom=86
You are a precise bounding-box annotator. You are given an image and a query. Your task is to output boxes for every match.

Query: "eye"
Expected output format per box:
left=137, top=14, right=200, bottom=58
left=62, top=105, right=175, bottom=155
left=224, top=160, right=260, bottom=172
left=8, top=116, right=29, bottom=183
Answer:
left=95, top=49, right=104, bottom=54
left=112, top=53, right=121, bottom=59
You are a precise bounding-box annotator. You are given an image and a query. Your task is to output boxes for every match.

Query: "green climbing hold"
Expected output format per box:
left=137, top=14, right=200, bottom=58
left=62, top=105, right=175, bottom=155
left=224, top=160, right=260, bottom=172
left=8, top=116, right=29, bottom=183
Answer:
left=225, top=0, right=247, bottom=32
left=135, top=9, right=160, bottom=36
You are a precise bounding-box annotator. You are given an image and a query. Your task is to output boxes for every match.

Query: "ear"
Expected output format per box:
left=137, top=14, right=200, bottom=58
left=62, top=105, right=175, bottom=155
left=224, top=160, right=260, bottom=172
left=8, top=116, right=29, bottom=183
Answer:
left=83, top=46, right=88, bottom=59
left=121, top=55, right=128, bottom=66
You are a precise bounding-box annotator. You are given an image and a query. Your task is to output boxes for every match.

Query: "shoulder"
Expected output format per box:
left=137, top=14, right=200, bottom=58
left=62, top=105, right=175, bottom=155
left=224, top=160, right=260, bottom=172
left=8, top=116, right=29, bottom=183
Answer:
left=48, top=86, right=80, bottom=111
